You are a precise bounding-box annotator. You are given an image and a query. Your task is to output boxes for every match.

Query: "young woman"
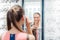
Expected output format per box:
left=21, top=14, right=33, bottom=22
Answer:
left=1, top=5, right=35, bottom=40
left=31, top=12, right=41, bottom=40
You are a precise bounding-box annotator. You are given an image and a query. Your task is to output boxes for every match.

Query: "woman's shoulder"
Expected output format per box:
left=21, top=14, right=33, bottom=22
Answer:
left=15, top=32, right=27, bottom=40
left=1, top=31, right=10, bottom=40
left=16, top=33, right=35, bottom=40
left=17, top=32, right=27, bottom=36
left=2, top=31, right=10, bottom=37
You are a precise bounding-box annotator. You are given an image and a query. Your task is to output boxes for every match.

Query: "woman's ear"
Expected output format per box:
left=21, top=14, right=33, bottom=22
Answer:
left=21, top=15, right=24, bottom=21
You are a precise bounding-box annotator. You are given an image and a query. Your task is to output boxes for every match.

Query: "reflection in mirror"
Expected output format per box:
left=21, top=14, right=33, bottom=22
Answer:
left=24, top=0, right=42, bottom=40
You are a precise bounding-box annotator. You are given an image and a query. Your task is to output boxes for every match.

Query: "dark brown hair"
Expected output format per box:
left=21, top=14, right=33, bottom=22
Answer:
left=7, top=5, right=24, bottom=32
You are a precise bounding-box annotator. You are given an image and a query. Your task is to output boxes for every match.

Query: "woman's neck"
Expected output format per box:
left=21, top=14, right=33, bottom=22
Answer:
left=9, top=23, right=22, bottom=34
left=9, top=26, right=20, bottom=34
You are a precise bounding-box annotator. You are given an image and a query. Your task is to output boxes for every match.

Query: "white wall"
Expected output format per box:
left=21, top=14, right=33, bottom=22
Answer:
left=0, top=0, right=22, bottom=36
left=44, top=0, right=60, bottom=40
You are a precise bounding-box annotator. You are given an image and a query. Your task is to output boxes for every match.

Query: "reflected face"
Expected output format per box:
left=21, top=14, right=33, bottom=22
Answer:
left=34, top=14, right=40, bottom=22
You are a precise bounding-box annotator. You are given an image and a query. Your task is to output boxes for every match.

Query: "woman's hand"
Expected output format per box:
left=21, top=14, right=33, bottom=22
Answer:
left=26, top=17, right=32, bottom=34
left=26, top=17, right=31, bottom=27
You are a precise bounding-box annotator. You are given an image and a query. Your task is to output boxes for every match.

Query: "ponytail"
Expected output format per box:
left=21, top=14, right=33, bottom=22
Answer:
left=7, top=10, right=11, bottom=30
left=7, top=9, right=23, bottom=32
